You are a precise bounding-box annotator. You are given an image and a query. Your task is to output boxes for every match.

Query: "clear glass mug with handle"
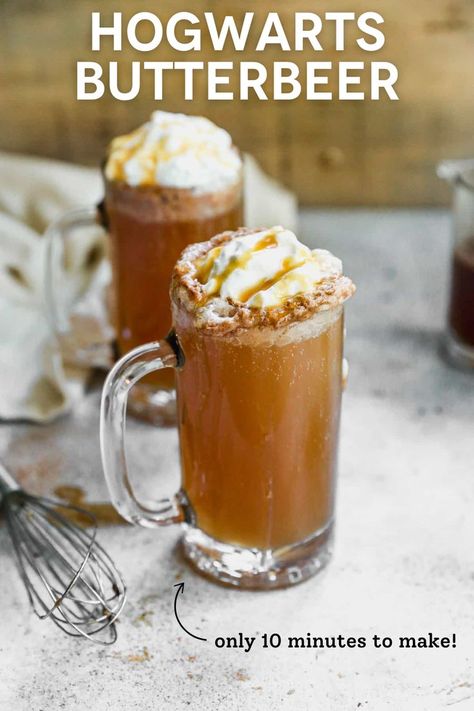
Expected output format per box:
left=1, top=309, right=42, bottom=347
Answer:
left=44, top=174, right=244, bottom=424
left=100, top=288, right=348, bottom=590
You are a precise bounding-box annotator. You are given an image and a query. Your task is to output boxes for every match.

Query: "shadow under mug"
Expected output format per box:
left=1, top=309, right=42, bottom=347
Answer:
left=100, top=300, right=345, bottom=590
left=44, top=175, right=244, bottom=425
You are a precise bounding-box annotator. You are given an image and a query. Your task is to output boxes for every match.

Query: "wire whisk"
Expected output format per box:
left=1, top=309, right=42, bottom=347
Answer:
left=0, top=460, right=126, bottom=645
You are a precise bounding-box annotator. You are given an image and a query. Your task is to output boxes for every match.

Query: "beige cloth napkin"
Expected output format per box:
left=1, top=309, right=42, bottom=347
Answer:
left=0, top=151, right=297, bottom=423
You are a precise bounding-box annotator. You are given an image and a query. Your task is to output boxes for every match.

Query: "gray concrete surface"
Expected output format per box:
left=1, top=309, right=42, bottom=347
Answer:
left=1, top=209, right=473, bottom=710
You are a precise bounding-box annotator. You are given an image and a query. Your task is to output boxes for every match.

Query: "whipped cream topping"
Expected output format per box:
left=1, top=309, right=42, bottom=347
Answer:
left=105, top=111, right=242, bottom=193
left=195, top=226, right=343, bottom=308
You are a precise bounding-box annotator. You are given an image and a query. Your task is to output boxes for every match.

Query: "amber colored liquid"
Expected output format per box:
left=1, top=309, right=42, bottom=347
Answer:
left=176, top=312, right=344, bottom=550
left=105, top=180, right=243, bottom=390
left=449, top=237, right=474, bottom=347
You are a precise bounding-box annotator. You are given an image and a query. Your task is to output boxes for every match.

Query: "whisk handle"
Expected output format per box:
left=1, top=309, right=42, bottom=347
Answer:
left=100, top=333, right=187, bottom=528
left=0, top=461, right=21, bottom=495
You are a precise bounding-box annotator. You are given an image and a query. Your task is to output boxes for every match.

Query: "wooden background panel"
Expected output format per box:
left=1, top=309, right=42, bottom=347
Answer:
left=0, top=0, right=473, bottom=206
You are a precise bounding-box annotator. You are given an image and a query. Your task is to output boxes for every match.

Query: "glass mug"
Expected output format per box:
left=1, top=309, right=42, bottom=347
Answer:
left=45, top=171, right=244, bottom=423
left=438, top=159, right=474, bottom=369
left=100, top=297, right=346, bottom=589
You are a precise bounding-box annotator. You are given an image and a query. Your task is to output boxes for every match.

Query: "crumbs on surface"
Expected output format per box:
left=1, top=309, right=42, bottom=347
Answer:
left=127, top=647, right=152, bottom=663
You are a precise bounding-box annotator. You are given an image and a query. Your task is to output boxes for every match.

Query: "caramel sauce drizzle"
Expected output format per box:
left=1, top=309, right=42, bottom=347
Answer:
left=197, top=232, right=281, bottom=303
left=196, top=245, right=223, bottom=284
left=238, top=256, right=306, bottom=304
left=109, top=128, right=229, bottom=186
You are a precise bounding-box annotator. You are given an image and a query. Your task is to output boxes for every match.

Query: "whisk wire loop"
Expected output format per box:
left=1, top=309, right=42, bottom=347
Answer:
left=1, top=481, right=126, bottom=645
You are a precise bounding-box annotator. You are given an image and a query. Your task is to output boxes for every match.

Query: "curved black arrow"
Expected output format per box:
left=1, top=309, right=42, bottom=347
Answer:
left=173, top=582, right=207, bottom=642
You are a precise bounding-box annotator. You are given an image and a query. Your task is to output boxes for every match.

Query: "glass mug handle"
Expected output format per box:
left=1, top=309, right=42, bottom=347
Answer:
left=44, top=204, right=114, bottom=368
left=100, top=333, right=188, bottom=527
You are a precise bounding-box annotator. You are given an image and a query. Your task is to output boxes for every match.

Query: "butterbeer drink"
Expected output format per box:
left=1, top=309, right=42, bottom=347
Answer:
left=448, top=236, right=474, bottom=350
left=103, top=112, right=243, bottom=422
left=100, top=226, right=355, bottom=589
left=171, top=226, right=355, bottom=584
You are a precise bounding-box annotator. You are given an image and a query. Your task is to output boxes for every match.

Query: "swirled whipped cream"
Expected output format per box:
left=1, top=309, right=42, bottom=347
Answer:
left=105, top=111, right=242, bottom=193
left=196, top=226, right=343, bottom=308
